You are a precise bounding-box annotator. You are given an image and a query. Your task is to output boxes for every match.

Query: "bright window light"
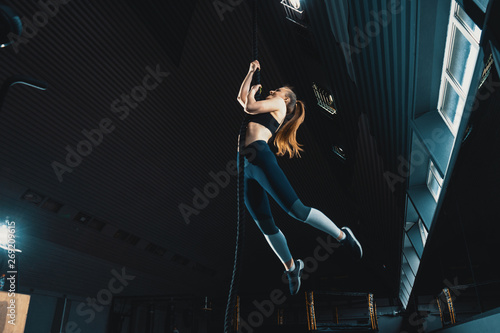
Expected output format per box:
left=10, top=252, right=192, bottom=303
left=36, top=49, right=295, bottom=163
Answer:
left=455, top=4, right=482, bottom=43
left=437, top=0, right=481, bottom=135
left=418, top=219, right=428, bottom=246
left=427, top=161, right=443, bottom=201
left=441, top=80, right=465, bottom=128
left=281, top=0, right=304, bottom=14
left=446, top=24, right=480, bottom=95
left=0, top=225, right=8, bottom=245
left=448, top=27, right=474, bottom=88
left=289, top=0, right=301, bottom=9
left=0, top=220, right=21, bottom=252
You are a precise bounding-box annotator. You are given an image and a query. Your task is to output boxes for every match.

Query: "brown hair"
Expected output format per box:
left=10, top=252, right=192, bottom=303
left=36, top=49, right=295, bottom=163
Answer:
left=274, top=87, right=305, bottom=158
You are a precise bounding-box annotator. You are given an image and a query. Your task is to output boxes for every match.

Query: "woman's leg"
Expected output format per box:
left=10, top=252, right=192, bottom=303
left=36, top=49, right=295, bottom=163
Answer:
left=245, top=172, right=305, bottom=295
left=244, top=174, right=295, bottom=269
left=253, top=152, right=363, bottom=258
left=243, top=143, right=362, bottom=270
left=250, top=153, right=345, bottom=241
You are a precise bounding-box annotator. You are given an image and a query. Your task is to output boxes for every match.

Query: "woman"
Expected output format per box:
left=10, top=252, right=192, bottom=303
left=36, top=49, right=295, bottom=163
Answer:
left=237, top=60, right=362, bottom=295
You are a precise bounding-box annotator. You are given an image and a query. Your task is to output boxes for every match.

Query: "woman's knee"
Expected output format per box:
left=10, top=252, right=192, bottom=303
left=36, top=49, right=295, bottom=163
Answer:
left=254, top=218, right=279, bottom=235
left=287, top=199, right=311, bottom=222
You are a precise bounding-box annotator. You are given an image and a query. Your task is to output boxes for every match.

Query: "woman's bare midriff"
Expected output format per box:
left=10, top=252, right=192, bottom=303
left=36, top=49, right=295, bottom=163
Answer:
left=237, top=112, right=285, bottom=151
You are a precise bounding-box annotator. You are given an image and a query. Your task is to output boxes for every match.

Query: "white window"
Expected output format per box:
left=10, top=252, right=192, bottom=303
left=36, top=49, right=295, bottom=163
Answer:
left=455, top=4, right=482, bottom=43
left=427, top=160, right=443, bottom=201
left=418, top=219, right=428, bottom=247
left=437, top=1, right=481, bottom=134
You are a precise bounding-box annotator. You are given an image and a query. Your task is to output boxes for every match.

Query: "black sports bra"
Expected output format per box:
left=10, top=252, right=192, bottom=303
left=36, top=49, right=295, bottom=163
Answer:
left=248, top=113, right=281, bottom=133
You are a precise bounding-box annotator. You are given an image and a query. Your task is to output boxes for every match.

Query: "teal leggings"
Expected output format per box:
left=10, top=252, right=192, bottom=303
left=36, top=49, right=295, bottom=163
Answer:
left=239, top=140, right=312, bottom=235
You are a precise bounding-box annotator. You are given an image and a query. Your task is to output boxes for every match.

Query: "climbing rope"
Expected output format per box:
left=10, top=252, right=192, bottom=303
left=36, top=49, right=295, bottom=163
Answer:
left=223, top=1, right=260, bottom=332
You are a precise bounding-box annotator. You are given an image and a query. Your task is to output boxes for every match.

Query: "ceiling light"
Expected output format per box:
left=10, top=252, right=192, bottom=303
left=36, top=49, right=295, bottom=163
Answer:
left=281, top=0, right=304, bottom=16
left=313, top=83, right=337, bottom=117
left=333, top=146, right=346, bottom=161
left=289, top=0, right=301, bottom=10
left=0, top=220, right=21, bottom=252
left=0, top=4, right=22, bottom=48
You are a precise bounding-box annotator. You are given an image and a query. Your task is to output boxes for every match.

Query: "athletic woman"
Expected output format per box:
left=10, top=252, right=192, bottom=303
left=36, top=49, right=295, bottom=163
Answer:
left=237, top=60, right=362, bottom=295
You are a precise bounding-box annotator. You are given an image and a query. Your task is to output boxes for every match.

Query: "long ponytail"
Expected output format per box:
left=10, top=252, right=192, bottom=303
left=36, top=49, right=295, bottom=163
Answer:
left=274, top=90, right=305, bottom=158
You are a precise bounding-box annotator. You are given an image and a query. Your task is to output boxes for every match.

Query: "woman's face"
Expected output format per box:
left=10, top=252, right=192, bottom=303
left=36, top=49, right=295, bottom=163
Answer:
left=266, top=87, right=291, bottom=104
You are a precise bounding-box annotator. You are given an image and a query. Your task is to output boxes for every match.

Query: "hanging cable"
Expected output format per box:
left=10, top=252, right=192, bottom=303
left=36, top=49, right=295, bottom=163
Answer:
left=223, top=1, right=260, bottom=332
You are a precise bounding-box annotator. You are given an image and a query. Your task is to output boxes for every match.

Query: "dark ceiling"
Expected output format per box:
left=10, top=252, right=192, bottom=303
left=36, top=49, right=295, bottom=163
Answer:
left=0, top=0, right=498, bottom=310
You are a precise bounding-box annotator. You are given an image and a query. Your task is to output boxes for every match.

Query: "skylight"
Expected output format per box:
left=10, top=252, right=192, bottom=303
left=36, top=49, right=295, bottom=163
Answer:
left=427, top=160, right=443, bottom=201
left=418, top=219, right=428, bottom=247
left=437, top=1, right=482, bottom=134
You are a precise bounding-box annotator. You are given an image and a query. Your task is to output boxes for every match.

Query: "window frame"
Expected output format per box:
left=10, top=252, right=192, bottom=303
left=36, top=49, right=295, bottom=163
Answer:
left=427, top=160, right=443, bottom=201
left=418, top=219, right=428, bottom=247
left=437, top=1, right=481, bottom=135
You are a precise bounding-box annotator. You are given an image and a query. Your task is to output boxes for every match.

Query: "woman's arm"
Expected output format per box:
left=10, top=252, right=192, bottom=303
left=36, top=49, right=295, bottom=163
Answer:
left=245, top=84, right=286, bottom=114
left=237, top=60, right=260, bottom=108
